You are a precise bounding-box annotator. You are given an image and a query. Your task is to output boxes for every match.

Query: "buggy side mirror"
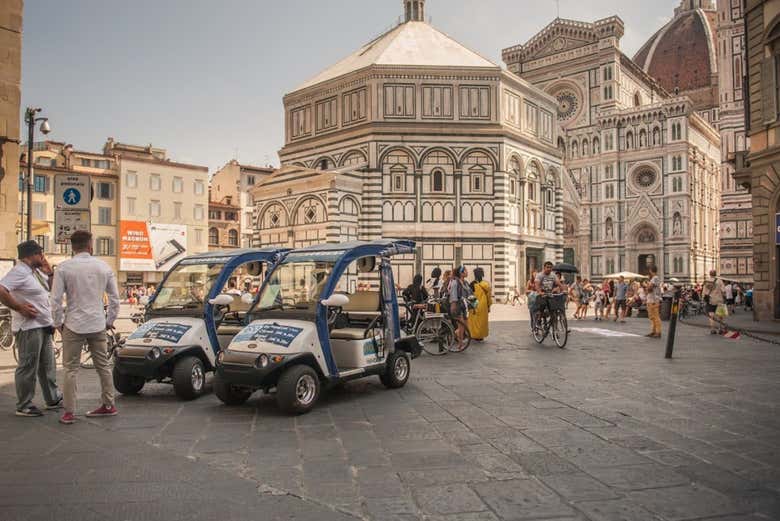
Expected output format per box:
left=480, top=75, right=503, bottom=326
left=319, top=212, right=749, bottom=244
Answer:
left=321, top=294, right=349, bottom=308
left=209, top=294, right=234, bottom=306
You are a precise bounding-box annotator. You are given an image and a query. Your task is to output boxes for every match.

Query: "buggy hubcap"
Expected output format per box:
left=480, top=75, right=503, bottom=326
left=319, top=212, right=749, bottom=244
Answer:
left=296, top=375, right=317, bottom=405
left=394, top=356, right=409, bottom=380
left=191, top=365, right=204, bottom=391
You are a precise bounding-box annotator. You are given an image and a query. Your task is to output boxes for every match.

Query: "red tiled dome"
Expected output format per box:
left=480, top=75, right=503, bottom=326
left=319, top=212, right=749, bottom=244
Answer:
left=633, top=3, right=718, bottom=110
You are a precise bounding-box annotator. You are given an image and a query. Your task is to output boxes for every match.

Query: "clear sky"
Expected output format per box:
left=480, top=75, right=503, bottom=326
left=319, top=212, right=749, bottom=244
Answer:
left=21, top=0, right=679, bottom=172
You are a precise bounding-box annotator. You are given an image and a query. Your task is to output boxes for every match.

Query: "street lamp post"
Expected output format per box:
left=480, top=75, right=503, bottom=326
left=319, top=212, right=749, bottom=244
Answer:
left=24, top=107, right=51, bottom=241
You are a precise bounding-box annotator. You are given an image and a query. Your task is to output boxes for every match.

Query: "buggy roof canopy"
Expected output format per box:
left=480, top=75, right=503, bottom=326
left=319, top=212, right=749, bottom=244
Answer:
left=176, top=247, right=290, bottom=266
left=283, top=240, right=416, bottom=263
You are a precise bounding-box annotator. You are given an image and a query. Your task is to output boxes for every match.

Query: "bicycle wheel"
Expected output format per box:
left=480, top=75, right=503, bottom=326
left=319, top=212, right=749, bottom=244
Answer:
left=416, top=318, right=453, bottom=356
left=80, top=343, right=95, bottom=369
left=448, top=320, right=471, bottom=353
left=0, top=319, right=14, bottom=350
left=551, top=312, right=568, bottom=349
left=532, top=314, right=547, bottom=344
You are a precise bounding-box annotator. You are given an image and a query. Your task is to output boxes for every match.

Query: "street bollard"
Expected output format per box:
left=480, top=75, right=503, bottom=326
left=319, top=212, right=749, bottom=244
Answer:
left=665, top=287, right=681, bottom=359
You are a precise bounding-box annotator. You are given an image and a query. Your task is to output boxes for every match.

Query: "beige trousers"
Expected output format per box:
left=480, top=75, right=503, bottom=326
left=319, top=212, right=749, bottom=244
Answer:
left=62, top=327, right=114, bottom=413
left=647, top=302, right=662, bottom=336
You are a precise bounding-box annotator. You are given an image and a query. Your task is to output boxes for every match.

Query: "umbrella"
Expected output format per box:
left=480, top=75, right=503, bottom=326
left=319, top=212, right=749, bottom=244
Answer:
left=553, top=262, right=579, bottom=274
left=603, top=271, right=648, bottom=280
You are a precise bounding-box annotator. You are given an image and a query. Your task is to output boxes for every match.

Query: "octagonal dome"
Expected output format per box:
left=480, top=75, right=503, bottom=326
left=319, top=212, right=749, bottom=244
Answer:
left=293, top=20, right=499, bottom=92
left=633, top=0, right=718, bottom=109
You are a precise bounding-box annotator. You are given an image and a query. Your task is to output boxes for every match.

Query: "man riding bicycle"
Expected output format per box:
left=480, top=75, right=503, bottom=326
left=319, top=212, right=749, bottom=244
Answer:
left=534, top=261, right=564, bottom=322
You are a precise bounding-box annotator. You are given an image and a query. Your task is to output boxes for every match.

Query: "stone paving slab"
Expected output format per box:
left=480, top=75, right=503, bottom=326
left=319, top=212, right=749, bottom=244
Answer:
left=1, top=308, right=780, bottom=520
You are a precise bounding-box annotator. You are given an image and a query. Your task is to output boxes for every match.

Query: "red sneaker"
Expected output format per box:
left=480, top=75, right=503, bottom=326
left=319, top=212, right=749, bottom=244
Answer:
left=85, top=405, right=118, bottom=417
left=59, top=412, right=76, bottom=425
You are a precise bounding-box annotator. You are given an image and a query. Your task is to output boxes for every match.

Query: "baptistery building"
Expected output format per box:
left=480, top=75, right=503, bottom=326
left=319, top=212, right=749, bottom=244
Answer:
left=503, top=13, right=722, bottom=282
left=251, top=0, right=566, bottom=294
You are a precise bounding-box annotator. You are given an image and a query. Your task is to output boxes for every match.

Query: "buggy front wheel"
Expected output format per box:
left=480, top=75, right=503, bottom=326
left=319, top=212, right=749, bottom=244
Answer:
left=551, top=312, right=568, bottom=349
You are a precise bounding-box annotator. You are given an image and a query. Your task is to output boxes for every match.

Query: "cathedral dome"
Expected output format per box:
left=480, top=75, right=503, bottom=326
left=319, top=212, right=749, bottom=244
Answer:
left=633, top=0, right=718, bottom=109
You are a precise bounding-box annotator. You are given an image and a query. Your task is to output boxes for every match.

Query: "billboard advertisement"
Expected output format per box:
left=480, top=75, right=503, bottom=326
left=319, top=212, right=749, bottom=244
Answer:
left=120, top=221, right=187, bottom=272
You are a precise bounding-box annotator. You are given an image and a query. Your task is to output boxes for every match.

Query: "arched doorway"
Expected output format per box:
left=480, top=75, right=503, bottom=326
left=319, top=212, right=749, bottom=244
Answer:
left=633, top=224, right=659, bottom=276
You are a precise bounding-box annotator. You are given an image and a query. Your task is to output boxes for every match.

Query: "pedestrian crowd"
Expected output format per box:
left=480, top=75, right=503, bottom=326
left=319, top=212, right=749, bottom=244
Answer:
left=401, top=265, right=494, bottom=346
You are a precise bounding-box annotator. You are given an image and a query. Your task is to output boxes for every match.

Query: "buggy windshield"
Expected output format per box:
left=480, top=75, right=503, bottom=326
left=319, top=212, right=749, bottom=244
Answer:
left=254, top=261, right=336, bottom=314
left=151, top=263, right=224, bottom=311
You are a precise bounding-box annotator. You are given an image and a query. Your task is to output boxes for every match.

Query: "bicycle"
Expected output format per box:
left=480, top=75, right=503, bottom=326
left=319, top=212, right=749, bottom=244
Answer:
left=402, top=298, right=453, bottom=356
left=0, top=307, right=14, bottom=355
left=532, top=293, right=568, bottom=348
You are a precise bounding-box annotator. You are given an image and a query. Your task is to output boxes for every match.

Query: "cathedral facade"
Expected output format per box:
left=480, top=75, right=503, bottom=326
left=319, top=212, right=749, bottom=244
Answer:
left=251, top=0, right=565, bottom=295
left=503, top=14, right=722, bottom=282
left=634, top=0, right=752, bottom=279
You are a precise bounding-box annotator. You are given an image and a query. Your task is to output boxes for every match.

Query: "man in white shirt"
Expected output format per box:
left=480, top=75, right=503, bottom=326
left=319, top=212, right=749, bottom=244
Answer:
left=51, top=231, right=121, bottom=424
left=0, top=241, right=62, bottom=417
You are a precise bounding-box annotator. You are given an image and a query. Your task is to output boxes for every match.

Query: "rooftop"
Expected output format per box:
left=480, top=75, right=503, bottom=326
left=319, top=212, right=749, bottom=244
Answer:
left=293, top=20, right=498, bottom=92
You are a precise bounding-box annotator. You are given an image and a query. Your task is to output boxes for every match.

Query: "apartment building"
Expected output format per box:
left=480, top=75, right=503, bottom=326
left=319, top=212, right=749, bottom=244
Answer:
left=208, top=194, right=241, bottom=251
left=20, top=141, right=119, bottom=270
left=210, top=160, right=273, bottom=248
left=103, top=138, right=209, bottom=288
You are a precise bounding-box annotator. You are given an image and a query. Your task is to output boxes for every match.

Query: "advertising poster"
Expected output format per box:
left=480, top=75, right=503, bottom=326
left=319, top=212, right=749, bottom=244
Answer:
left=120, top=221, right=187, bottom=272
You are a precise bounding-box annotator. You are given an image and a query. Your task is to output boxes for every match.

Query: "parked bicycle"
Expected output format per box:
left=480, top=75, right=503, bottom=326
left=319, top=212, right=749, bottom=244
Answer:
left=0, top=306, right=13, bottom=355
left=532, top=293, right=568, bottom=348
left=402, top=296, right=471, bottom=355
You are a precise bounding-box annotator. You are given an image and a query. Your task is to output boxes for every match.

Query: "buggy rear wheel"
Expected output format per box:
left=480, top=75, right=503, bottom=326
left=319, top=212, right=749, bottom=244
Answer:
left=214, top=373, right=252, bottom=405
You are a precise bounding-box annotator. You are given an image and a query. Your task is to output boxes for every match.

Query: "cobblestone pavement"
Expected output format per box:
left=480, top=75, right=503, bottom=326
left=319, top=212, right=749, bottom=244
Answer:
left=1, top=305, right=779, bottom=520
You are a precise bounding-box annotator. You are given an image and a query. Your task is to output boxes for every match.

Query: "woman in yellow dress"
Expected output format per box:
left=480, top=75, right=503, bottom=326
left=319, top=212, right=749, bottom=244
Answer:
left=468, top=267, right=492, bottom=341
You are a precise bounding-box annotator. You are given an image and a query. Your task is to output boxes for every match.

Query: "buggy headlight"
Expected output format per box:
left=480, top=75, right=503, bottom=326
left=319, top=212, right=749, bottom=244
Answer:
left=147, top=347, right=162, bottom=360
left=255, top=354, right=269, bottom=369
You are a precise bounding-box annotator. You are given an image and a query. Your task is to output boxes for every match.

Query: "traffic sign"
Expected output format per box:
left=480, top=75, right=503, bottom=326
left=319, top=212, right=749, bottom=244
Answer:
left=54, top=174, right=91, bottom=210
left=55, top=209, right=91, bottom=244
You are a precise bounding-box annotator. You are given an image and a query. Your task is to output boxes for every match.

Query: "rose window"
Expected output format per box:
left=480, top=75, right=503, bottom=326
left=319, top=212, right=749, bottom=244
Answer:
left=634, top=169, right=657, bottom=188
left=555, top=91, right=579, bottom=122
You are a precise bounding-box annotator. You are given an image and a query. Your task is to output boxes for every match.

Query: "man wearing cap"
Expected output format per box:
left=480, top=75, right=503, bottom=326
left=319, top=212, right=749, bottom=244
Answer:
left=51, top=230, right=120, bottom=424
left=0, top=241, right=62, bottom=417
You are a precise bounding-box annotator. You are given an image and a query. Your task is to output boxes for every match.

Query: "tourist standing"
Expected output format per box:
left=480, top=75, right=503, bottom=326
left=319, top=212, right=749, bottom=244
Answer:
left=614, top=276, right=628, bottom=323
left=425, top=267, right=443, bottom=298
left=448, top=266, right=470, bottom=350
left=724, top=281, right=735, bottom=315
left=468, top=267, right=492, bottom=341
left=645, top=267, right=662, bottom=338
left=0, top=241, right=62, bottom=416
left=51, top=231, right=121, bottom=424
left=702, top=270, right=726, bottom=334
left=570, top=276, right=583, bottom=319
left=526, top=270, right=538, bottom=330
